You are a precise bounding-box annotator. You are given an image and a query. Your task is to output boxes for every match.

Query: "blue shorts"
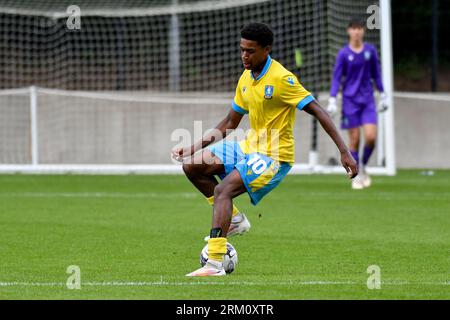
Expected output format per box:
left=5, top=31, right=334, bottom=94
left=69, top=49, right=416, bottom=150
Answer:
left=208, top=140, right=292, bottom=205
left=341, top=95, right=377, bottom=129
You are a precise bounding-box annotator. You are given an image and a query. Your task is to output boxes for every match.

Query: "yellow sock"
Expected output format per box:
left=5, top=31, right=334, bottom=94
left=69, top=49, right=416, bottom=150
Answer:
left=206, top=196, right=214, bottom=206
left=231, top=205, right=239, bottom=217
left=207, top=237, right=227, bottom=262
left=206, top=196, right=239, bottom=217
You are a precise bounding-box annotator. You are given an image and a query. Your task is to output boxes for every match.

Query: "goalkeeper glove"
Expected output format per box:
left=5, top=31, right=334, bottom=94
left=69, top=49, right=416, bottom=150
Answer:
left=378, top=92, right=388, bottom=112
left=326, top=97, right=338, bottom=116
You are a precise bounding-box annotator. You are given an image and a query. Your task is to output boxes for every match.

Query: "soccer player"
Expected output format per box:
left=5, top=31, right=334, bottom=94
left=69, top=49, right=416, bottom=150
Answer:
left=327, top=18, right=387, bottom=189
left=172, top=23, right=358, bottom=277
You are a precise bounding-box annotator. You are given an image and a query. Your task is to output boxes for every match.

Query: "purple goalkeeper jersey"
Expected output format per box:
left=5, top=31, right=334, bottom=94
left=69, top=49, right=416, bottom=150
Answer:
left=330, top=43, right=384, bottom=98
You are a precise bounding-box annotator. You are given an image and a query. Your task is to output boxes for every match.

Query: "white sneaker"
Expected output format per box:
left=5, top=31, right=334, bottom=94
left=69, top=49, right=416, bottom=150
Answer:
left=351, top=175, right=364, bottom=190
left=204, top=213, right=251, bottom=242
left=186, top=259, right=226, bottom=277
left=360, top=168, right=372, bottom=188
left=228, top=213, right=251, bottom=237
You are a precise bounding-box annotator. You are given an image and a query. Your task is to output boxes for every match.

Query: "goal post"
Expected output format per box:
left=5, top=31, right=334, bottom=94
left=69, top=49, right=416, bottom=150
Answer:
left=0, top=0, right=396, bottom=175
left=380, top=0, right=396, bottom=176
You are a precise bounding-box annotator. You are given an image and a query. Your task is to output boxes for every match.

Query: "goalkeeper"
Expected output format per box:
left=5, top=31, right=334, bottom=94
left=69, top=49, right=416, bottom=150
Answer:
left=172, top=23, right=358, bottom=277
left=327, top=17, right=387, bottom=189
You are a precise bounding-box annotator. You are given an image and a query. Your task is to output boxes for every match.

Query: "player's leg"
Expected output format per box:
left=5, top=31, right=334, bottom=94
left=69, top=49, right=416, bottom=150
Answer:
left=186, top=169, right=247, bottom=277
left=360, top=124, right=377, bottom=187
left=182, top=149, right=223, bottom=197
left=186, top=153, right=292, bottom=276
left=182, top=142, right=250, bottom=239
left=362, top=124, right=376, bottom=164
left=342, top=96, right=361, bottom=166
left=359, top=97, right=378, bottom=187
left=204, top=140, right=251, bottom=237
left=211, top=169, right=247, bottom=236
left=342, top=96, right=364, bottom=189
left=348, top=127, right=364, bottom=189
left=348, top=127, right=360, bottom=165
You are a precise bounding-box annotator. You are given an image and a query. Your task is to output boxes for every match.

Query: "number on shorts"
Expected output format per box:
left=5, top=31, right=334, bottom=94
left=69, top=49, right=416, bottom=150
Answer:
left=247, top=154, right=267, bottom=174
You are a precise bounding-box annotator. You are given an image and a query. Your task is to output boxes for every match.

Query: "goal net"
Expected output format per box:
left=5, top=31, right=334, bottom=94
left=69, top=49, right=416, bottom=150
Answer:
left=0, top=0, right=395, bottom=174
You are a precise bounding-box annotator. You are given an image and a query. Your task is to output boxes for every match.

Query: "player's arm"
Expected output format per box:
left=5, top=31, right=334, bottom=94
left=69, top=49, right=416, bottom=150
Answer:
left=371, top=46, right=384, bottom=93
left=171, top=108, right=244, bottom=161
left=303, top=100, right=358, bottom=178
left=371, top=46, right=388, bottom=111
left=330, top=50, right=345, bottom=98
left=327, top=51, right=345, bottom=115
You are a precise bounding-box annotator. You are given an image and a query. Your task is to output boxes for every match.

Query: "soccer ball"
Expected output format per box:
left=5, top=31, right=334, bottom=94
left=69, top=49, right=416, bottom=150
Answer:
left=200, top=242, right=238, bottom=274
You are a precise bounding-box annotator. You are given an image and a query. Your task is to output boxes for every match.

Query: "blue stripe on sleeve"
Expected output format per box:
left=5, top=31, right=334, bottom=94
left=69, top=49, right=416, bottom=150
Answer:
left=232, top=101, right=248, bottom=115
left=296, top=95, right=315, bottom=110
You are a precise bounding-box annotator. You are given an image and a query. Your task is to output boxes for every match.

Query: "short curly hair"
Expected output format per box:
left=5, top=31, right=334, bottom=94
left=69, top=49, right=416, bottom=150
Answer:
left=240, top=22, right=274, bottom=48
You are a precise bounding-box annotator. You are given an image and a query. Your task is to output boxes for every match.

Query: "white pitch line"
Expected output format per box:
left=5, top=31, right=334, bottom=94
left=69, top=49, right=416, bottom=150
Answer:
left=0, top=280, right=448, bottom=287
left=0, top=192, right=198, bottom=199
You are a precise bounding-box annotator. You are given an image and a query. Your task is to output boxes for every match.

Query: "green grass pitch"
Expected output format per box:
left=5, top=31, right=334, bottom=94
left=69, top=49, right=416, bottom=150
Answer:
left=0, top=170, right=448, bottom=299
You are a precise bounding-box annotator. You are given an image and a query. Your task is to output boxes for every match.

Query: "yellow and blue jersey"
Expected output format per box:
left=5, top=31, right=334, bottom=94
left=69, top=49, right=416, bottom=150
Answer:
left=232, top=55, right=314, bottom=164
left=208, top=55, right=314, bottom=205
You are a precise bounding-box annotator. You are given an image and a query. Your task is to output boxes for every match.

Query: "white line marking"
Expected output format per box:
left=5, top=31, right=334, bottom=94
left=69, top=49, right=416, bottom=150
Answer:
left=0, top=192, right=197, bottom=199
left=0, top=280, right=448, bottom=287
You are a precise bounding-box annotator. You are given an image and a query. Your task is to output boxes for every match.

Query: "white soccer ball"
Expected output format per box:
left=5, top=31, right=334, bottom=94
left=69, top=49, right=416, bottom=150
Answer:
left=200, top=242, right=238, bottom=274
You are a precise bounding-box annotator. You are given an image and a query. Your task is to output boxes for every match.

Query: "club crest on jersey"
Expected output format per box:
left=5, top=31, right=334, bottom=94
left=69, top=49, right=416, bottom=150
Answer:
left=264, top=85, right=274, bottom=99
left=364, top=51, right=371, bottom=60
left=287, top=77, right=295, bottom=86
left=348, top=54, right=354, bottom=62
